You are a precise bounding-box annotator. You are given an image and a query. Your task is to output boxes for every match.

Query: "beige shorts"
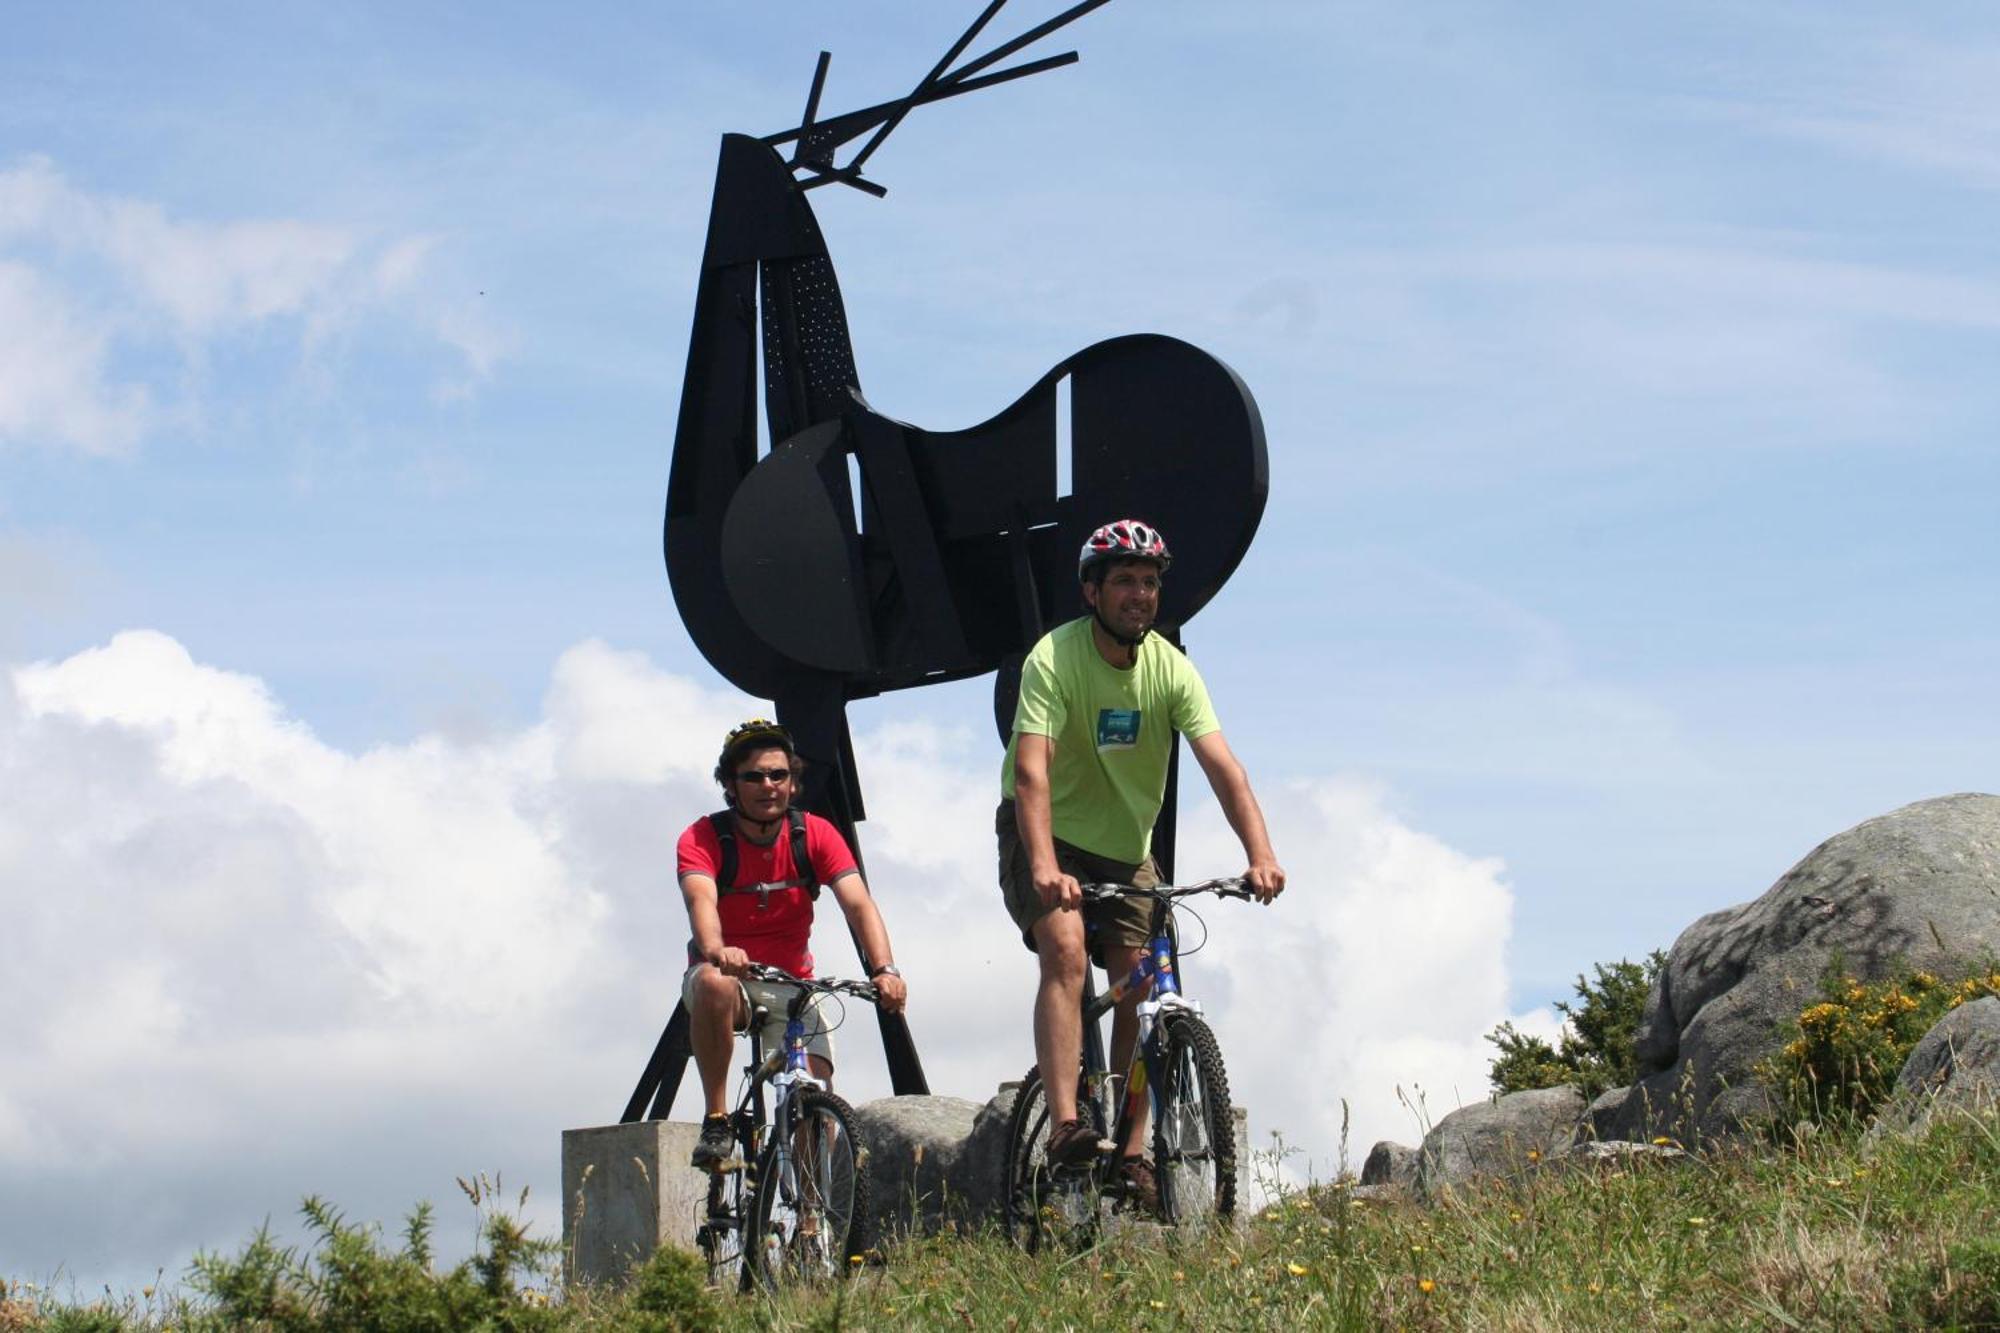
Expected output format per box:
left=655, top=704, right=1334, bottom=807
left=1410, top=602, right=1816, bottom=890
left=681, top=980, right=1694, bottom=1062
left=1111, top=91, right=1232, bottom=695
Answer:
left=681, top=964, right=836, bottom=1068
left=996, top=799, right=1162, bottom=964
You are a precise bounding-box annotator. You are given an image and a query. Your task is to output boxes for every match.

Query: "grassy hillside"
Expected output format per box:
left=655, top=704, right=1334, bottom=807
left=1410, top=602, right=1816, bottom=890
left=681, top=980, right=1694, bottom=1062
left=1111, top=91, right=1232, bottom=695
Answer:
left=9, top=1107, right=2000, bottom=1331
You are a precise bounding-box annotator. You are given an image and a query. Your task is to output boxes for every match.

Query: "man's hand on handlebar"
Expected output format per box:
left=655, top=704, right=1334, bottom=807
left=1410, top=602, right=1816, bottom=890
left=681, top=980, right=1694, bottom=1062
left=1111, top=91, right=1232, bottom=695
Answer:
left=873, top=971, right=908, bottom=1014
left=1245, top=860, right=1286, bottom=905
left=707, top=945, right=752, bottom=978
left=1033, top=860, right=1083, bottom=912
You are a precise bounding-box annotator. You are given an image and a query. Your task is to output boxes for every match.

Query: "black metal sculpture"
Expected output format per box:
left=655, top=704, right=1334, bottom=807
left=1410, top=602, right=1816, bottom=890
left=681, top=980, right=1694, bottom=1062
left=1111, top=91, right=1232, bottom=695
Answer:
left=626, top=0, right=1268, bottom=1122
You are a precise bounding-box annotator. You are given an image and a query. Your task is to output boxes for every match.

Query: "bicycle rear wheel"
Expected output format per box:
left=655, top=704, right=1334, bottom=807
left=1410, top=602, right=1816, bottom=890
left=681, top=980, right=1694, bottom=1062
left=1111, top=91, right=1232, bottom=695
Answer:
left=1001, top=1065, right=1109, bottom=1252
left=744, top=1087, right=871, bottom=1289
left=1151, top=1010, right=1236, bottom=1226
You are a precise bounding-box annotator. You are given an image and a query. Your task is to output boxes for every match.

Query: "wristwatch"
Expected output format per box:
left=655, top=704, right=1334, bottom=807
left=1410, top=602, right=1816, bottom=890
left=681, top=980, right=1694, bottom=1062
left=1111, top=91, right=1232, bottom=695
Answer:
left=868, top=963, right=902, bottom=979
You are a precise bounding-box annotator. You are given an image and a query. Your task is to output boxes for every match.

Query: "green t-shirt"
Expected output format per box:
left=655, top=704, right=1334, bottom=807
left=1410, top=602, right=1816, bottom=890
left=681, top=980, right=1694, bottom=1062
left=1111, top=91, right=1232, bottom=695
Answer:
left=1001, top=617, right=1221, bottom=863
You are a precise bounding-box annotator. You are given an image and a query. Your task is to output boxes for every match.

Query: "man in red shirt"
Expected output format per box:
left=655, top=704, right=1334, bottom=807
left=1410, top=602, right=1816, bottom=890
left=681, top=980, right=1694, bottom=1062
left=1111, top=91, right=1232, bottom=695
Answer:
left=677, top=718, right=910, bottom=1171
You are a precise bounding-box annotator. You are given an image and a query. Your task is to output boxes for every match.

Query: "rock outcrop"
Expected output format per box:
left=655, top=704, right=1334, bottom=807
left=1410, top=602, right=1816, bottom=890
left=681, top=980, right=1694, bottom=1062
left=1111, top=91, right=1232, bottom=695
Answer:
left=1416, top=1085, right=1587, bottom=1199
left=1360, top=1140, right=1417, bottom=1190
left=1872, top=996, right=2000, bottom=1138
left=851, top=1090, right=1018, bottom=1235
left=1596, top=793, right=2000, bottom=1142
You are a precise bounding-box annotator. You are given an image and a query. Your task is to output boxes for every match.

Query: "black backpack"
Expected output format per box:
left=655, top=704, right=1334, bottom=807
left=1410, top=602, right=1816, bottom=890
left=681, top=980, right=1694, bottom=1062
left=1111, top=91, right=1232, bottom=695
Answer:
left=708, top=808, right=820, bottom=906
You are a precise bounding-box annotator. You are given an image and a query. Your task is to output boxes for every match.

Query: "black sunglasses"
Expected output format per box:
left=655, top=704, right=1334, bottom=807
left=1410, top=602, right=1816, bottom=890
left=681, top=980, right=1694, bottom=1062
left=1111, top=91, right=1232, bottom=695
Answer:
left=736, top=767, right=792, bottom=785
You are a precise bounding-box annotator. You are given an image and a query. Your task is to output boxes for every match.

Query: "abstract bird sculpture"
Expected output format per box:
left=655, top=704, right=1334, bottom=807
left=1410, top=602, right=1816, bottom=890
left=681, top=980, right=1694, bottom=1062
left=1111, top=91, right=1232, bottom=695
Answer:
left=626, top=0, right=1268, bottom=1121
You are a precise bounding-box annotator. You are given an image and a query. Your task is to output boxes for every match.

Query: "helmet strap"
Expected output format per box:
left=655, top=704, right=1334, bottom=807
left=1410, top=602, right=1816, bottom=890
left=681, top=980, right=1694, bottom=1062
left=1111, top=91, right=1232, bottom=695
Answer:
left=734, top=807, right=784, bottom=843
left=1091, top=606, right=1148, bottom=656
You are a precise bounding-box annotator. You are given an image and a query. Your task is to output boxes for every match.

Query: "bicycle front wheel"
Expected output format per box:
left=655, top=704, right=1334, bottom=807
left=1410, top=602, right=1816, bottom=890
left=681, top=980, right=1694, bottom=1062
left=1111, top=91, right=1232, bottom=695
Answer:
left=1152, top=1011, right=1236, bottom=1226
left=744, top=1087, right=871, bottom=1289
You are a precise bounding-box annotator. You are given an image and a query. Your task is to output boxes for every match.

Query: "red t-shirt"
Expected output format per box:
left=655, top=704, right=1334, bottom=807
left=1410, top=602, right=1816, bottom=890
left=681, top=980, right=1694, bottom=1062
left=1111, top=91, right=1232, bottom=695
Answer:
left=676, top=811, right=859, bottom=976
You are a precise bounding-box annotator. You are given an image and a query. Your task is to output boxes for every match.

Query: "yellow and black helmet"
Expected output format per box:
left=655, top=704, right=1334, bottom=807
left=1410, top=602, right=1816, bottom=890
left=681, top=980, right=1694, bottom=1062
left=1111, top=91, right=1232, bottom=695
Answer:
left=714, top=717, right=798, bottom=788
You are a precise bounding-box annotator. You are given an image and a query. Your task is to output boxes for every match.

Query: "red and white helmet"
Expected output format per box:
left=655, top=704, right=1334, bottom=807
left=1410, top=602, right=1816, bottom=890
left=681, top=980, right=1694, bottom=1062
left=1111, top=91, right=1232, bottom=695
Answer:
left=1078, top=518, right=1172, bottom=581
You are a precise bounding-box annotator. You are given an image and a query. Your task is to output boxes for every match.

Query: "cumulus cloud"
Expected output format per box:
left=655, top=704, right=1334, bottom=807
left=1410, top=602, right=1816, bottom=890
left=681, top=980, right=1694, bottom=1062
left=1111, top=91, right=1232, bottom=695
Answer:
left=0, top=156, right=508, bottom=454
left=1, top=631, right=1529, bottom=1290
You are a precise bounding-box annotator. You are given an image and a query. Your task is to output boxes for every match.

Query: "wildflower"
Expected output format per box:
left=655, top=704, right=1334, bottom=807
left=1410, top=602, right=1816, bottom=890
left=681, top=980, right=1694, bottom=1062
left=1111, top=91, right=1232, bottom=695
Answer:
left=1825, top=1177, right=1847, bottom=1188
left=1419, top=1278, right=1436, bottom=1294
left=1288, top=1263, right=1309, bottom=1277
left=1526, top=1148, right=1542, bottom=1162
left=1688, top=1217, right=1708, bottom=1227
left=1651, top=1136, right=1675, bottom=1146
left=1588, top=1282, right=1602, bottom=1294
left=1509, top=1211, right=1523, bottom=1223
left=1172, top=1270, right=1184, bottom=1283
left=1149, top=1300, right=1167, bottom=1310
left=850, top=1254, right=864, bottom=1265
left=1411, top=1244, right=1424, bottom=1254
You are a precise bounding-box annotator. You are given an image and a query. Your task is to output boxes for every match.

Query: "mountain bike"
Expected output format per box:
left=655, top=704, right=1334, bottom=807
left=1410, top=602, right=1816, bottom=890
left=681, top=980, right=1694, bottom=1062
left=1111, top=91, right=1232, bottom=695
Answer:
left=693, top=965, right=877, bottom=1291
left=1001, top=878, right=1249, bottom=1251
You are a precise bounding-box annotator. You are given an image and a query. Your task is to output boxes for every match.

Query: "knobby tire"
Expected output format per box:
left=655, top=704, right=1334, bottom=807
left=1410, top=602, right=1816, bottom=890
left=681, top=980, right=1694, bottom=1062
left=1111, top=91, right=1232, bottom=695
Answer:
left=1002, top=1064, right=1109, bottom=1253
left=744, top=1086, right=871, bottom=1290
left=1152, top=1010, right=1236, bottom=1225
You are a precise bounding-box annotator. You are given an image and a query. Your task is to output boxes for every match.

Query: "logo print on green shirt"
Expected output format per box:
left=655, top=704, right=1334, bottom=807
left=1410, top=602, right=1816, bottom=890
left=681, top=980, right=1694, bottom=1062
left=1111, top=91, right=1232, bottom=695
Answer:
left=1096, top=708, right=1141, bottom=750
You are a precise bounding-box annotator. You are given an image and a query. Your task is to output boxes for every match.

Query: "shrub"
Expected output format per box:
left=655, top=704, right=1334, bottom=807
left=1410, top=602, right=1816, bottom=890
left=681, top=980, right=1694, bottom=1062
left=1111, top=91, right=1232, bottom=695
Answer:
left=1764, top=963, right=2000, bottom=1129
left=621, top=1245, right=723, bottom=1333
left=1487, top=952, right=1664, bottom=1097
left=186, top=1190, right=559, bottom=1332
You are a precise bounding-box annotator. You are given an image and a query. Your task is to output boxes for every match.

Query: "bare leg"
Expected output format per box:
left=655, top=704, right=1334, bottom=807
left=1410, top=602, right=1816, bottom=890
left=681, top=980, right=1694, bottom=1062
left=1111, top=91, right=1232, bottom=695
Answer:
left=690, top=966, right=749, bottom=1118
left=1030, top=909, right=1089, bottom=1123
left=1103, top=943, right=1149, bottom=1156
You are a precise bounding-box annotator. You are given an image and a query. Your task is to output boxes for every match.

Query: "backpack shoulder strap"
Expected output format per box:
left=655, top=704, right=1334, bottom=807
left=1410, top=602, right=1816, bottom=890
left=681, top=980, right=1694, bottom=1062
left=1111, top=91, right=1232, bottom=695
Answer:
left=789, top=809, right=820, bottom=901
left=707, top=810, right=738, bottom=889
left=707, top=808, right=817, bottom=900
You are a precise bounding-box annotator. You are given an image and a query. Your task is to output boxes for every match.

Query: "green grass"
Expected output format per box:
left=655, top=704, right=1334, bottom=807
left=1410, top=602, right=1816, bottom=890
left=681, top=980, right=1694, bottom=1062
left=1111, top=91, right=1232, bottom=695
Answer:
left=9, top=1111, right=2000, bottom=1331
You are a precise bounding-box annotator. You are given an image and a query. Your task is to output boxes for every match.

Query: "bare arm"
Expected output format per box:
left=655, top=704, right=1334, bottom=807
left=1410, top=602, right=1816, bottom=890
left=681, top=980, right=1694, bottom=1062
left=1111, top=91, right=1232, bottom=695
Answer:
left=1014, top=732, right=1081, bottom=911
left=827, top=872, right=907, bottom=1013
left=680, top=872, right=750, bottom=976
left=1187, top=730, right=1286, bottom=904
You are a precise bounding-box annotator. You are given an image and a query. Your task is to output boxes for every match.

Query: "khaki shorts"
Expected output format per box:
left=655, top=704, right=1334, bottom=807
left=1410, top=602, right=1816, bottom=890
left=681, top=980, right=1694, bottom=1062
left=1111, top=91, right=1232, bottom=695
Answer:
left=996, top=799, right=1162, bottom=964
left=681, top=964, right=836, bottom=1068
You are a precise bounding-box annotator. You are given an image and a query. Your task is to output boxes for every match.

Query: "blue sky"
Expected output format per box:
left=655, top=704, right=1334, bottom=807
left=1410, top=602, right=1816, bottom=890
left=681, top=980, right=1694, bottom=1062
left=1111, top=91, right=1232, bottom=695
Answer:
left=5, top=0, right=1999, bottom=1293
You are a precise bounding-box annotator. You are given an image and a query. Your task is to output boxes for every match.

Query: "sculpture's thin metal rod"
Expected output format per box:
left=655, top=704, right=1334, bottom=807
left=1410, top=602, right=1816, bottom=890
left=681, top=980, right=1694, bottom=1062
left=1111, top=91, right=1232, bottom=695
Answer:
left=940, top=0, right=1114, bottom=88
left=848, top=0, right=1012, bottom=174
left=799, top=51, right=832, bottom=142
left=799, top=167, right=889, bottom=196
left=763, top=50, right=1079, bottom=156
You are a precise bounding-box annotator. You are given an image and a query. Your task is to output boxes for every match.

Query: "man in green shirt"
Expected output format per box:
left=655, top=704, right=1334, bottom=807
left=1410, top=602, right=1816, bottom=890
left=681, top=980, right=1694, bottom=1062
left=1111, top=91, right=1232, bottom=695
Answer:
left=997, top=518, right=1286, bottom=1207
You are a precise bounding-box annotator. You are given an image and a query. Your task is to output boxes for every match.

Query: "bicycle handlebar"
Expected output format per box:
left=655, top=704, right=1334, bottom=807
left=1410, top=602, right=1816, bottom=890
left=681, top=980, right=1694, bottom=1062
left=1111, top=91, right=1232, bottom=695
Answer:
left=740, top=963, right=882, bottom=1004
left=1078, top=876, right=1253, bottom=903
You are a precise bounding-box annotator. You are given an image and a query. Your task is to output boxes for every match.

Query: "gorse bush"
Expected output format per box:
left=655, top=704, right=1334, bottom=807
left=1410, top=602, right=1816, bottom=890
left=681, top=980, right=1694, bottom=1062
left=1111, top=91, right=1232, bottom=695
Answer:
left=1763, top=961, right=2000, bottom=1130
left=1486, top=951, right=1664, bottom=1097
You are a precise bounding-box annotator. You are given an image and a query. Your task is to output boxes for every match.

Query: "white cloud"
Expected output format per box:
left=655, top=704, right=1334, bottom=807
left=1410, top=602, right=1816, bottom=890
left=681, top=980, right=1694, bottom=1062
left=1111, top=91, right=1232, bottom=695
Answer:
left=1176, top=779, right=1539, bottom=1179
left=0, top=259, right=147, bottom=455
left=0, top=631, right=1526, bottom=1290
left=0, top=156, right=508, bottom=453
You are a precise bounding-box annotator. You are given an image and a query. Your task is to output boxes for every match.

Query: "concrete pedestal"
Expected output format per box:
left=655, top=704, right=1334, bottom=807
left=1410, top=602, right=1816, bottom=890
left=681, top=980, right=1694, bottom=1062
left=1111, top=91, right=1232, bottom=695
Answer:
left=560, top=1120, right=710, bottom=1288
